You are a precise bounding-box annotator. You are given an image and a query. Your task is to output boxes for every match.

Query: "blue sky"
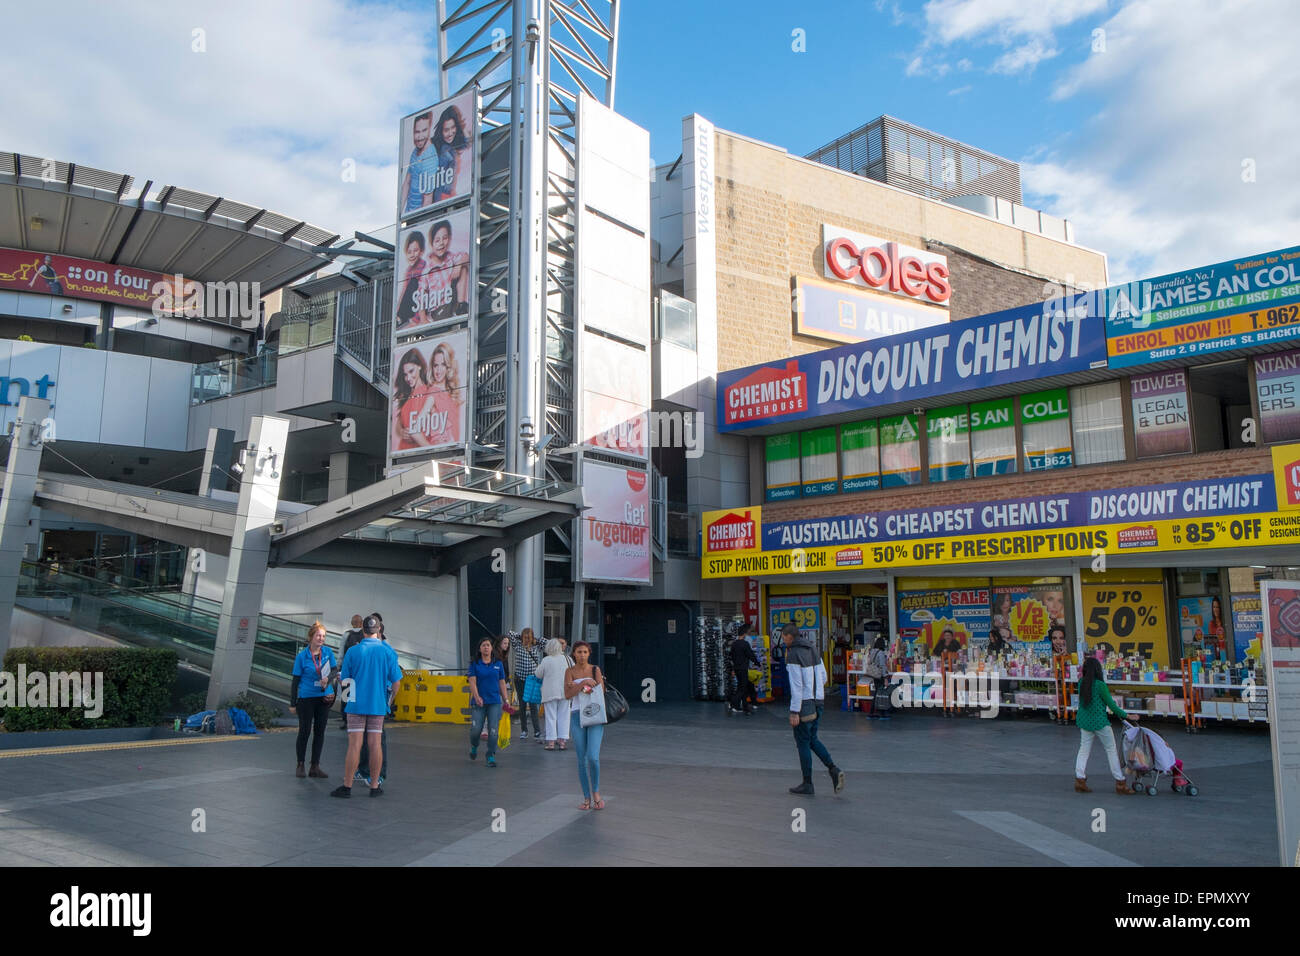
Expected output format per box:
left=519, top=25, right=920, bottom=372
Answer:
left=0, top=0, right=1296, bottom=286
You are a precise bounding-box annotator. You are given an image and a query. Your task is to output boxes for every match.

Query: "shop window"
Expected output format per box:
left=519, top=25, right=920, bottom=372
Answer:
left=879, top=413, right=921, bottom=487
left=926, top=404, right=971, bottom=481
left=1020, top=388, right=1072, bottom=471
left=800, top=427, right=839, bottom=497
left=1131, top=369, right=1192, bottom=458
left=1255, top=349, right=1300, bottom=443
left=765, top=433, right=800, bottom=501
left=970, top=398, right=1016, bottom=476
left=1070, top=381, right=1126, bottom=465
left=1175, top=569, right=1225, bottom=661
left=840, top=420, right=880, bottom=493
left=1189, top=361, right=1252, bottom=452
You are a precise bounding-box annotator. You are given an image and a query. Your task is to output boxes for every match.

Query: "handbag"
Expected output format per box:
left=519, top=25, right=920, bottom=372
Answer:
left=604, top=681, right=628, bottom=724
left=579, top=683, right=608, bottom=727
left=523, top=674, right=543, bottom=704
left=797, top=661, right=818, bottom=722
left=865, top=649, right=885, bottom=680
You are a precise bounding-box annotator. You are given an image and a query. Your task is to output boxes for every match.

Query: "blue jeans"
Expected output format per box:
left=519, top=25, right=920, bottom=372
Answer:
left=470, top=701, right=502, bottom=756
left=570, top=710, right=604, bottom=799
left=793, top=704, right=834, bottom=782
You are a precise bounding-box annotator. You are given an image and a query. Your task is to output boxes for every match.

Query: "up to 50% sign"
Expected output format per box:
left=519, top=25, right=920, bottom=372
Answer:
left=1085, top=589, right=1161, bottom=659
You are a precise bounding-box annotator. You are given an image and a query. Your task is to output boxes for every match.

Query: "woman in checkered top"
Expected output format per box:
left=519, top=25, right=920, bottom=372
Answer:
left=510, top=628, right=544, bottom=740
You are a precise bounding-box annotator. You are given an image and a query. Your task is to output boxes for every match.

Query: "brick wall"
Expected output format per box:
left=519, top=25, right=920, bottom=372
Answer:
left=710, top=129, right=1109, bottom=375
left=764, top=447, right=1273, bottom=522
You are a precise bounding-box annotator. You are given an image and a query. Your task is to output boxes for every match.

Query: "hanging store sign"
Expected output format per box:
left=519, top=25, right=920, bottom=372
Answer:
left=719, top=296, right=1105, bottom=431
left=0, top=247, right=175, bottom=311
left=701, top=472, right=1295, bottom=578
left=821, top=225, right=950, bottom=307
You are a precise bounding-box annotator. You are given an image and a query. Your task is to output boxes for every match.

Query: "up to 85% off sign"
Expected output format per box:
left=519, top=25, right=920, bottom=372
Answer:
left=1082, top=586, right=1167, bottom=664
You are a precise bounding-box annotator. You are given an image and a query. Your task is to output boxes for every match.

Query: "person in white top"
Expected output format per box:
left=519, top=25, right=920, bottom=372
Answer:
left=783, top=623, right=845, bottom=796
left=534, top=639, right=572, bottom=750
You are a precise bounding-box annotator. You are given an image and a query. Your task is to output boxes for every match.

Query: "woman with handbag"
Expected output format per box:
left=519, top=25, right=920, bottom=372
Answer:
left=512, top=627, right=544, bottom=740
left=865, top=636, right=893, bottom=720
left=289, top=621, right=337, bottom=779
left=534, top=639, right=571, bottom=751
left=564, top=641, right=607, bottom=810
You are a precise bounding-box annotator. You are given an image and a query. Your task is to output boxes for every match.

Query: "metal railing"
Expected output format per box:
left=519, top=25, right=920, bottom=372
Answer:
left=191, top=349, right=277, bottom=404
left=278, top=296, right=335, bottom=356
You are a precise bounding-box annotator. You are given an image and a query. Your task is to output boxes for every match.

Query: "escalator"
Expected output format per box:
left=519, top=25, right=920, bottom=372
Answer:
left=16, top=562, right=429, bottom=700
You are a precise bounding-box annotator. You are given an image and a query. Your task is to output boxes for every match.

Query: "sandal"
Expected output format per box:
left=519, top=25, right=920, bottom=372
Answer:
left=592, top=797, right=605, bottom=810
left=558, top=741, right=567, bottom=750
left=578, top=799, right=591, bottom=810
left=544, top=744, right=556, bottom=751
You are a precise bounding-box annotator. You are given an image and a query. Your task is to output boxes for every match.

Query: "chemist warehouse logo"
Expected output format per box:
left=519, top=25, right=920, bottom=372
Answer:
left=835, top=547, right=864, bottom=567
left=708, top=511, right=757, bottom=552
left=1116, top=525, right=1158, bottom=550
left=724, top=361, right=807, bottom=425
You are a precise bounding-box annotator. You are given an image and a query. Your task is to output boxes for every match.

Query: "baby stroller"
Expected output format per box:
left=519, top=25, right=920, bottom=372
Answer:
left=1121, top=721, right=1199, bottom=796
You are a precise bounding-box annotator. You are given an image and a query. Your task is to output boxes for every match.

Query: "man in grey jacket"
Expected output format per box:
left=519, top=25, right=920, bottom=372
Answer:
left=782, top=623, right=845, bottom=796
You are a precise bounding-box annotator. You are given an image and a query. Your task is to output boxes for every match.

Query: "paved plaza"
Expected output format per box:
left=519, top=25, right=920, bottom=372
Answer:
left=0, top=704, right=1277, bottom=867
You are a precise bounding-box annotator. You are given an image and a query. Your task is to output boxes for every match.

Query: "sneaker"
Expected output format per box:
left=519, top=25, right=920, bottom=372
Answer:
left=377, top=776, right=385, bottom=786
left=329, top=785, right=351, bottom=799
left=469, top=747, right=478, bottom=760
left=829, top=766, right=846, bottom=794
left=486, top=755, right=497, bottom=768
left=362, top=776, right=371, bottom=787
left=533, top=731, right=541, bottom=739
left=354, top=771, right=365, bottom=782
left=369, top=786, right=384, bottom=798
left=789, top=782, right=815, bottom=795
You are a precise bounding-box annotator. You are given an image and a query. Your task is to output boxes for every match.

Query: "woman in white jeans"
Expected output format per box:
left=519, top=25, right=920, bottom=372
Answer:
left=1074, top=656, right=1138, bottom=794
left=534, top=639, right=572, bottom=750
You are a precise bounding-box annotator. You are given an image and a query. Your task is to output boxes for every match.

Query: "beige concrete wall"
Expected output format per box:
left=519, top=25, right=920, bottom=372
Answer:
left=711, top=129, right=1109, bottom=374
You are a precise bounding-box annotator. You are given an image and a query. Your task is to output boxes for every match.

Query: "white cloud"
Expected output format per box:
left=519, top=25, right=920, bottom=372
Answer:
left=923, top=0, right=1108, bottom=45
left=948, top=85, right=973, bottom=95
left=0, top=0, right=439, bottom=238
left=1023, top=0, right=1300, bottom=283
left=989, top=38, right=1059, bottom=74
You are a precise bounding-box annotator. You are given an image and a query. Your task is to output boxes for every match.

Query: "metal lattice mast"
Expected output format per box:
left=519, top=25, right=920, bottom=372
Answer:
left=435, top=0, right=619, bottom=634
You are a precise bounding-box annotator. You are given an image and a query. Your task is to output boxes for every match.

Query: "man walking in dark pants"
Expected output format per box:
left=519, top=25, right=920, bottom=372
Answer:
left=729, top=624, right=761, bottom=715
left=782, top=623, right=845, bottom=796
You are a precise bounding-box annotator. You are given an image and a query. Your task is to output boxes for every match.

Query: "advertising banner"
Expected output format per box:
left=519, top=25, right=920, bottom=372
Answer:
left=1177, top=596, right=1228, bottom=660
left=1232, top=594, right=1264, bottom=663
left=793, top=275, right=949, bottom=345
left=577, top=461, right=651, bottom=584
left=896, top=586, right=988, bottom=656
left=580, top=331, right=649, bottom=458
left=1273, top=442, right=1300, bottom=509
left=879, top=413, right=921, bottom=487
left=1257, top=351, right=1300, bottom=443
left=800, top=427, right=838, bottom=497
left=992, top=584, right=1066, bottom=655
left=970, top=398, right=1016, bottom=476
left=927, top=404, right=971, bottom=482
left=393, top=210, right=473, bottom=338
left=1082, top=584, right=1169, bottom=665
left=701, top=473, right=1288, bottom=578
left=768, top=594, right=819, bottom=646
left=765, top=433, right=800, bottom=501
left=1259, top=581, right=1300, bottom=866
left=1020, top=388, right=1072, bottom=470
left=389, top=330, right=469, bottom=456
left=839, top=420, right=879, bottom=493
left=1131, top=370, right=1192, bottom=458
left=719, top=296, right=1106, bottom=432
left=0, top=247, right=184, bottom=312
left=397, top=90, right=476, bottom=219
left=1104, top=245, right=1300, bottom=367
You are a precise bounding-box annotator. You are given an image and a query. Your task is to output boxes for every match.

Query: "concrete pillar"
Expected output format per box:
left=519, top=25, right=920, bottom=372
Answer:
left=199, top=427, right=235, bottom=497
left=327, top=451, right=360, bottom=501
left=206, top=415, right=290, bottom=708
left=0, top=397, right=50, bottom=660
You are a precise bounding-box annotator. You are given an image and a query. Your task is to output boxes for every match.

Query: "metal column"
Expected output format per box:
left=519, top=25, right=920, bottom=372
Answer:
left=0, top=397, right=49, bottom=658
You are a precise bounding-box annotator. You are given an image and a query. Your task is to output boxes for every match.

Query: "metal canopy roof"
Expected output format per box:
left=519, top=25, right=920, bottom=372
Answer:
left=31, top=461, right=582, bottom=577
left=0, top=151, right=338, bottom=293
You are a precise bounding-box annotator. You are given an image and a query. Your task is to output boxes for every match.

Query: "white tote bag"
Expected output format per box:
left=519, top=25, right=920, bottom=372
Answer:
left=578, top=683, right=608, bottom=727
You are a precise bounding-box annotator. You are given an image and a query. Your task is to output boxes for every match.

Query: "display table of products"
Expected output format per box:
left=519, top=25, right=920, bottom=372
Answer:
left=1184, top=658, right=1270, bottom=727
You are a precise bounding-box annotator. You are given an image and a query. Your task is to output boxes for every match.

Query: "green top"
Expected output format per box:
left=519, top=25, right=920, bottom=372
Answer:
left=1075, top=678, right=1127, bottom=731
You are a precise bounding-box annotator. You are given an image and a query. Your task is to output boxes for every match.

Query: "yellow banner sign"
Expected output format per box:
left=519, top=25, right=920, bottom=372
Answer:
left=1081, top=583, right=1170, bottom=666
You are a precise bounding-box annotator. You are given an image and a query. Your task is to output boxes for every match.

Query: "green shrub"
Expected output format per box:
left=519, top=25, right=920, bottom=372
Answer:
left=178, top=691, right=208, bottom=716
left=0, top=647, right=177, bottom=731
left=223, top=691, right=281, bottom=729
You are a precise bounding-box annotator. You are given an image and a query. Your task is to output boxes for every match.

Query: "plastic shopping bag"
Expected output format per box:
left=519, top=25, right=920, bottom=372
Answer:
left=498, top=710, right=512, bottom=749
left=579, top=684, right=608, bottom=727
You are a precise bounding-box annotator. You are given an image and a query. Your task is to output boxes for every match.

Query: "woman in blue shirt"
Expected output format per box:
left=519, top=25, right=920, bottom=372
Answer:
left=290, top=622, right=337, bottom=778
left=467, top=636, right=510, bottom=767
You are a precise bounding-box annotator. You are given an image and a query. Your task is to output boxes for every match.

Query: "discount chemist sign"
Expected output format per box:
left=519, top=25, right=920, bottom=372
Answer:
left=701, top=468, right=1300, bottom=579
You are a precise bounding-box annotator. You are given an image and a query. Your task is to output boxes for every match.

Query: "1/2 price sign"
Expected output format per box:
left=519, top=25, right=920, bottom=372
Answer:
left=1082, top=584, right=1169, bottom=666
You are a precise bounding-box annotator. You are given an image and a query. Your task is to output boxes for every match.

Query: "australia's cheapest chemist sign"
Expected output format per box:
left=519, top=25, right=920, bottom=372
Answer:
left=702, top=460, right=1300, bottom=579
left=719, top=297, right=1105, bottom=430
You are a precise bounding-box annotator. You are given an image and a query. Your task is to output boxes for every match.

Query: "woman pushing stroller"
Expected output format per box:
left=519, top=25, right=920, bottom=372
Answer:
left=1074, top=657, right=1138, bottom=794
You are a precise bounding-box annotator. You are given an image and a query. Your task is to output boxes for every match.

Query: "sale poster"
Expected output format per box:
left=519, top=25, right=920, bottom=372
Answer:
left=768, top=594, right=820, bottom=648
left=897, top=587, right=989, bottom=655
left=1082, top=583, right=1169, bottom=666
left=991, top=584, right=1067, bottom=655
left=1178, top=596, right=1228, bottom=660
left=1232, top=594, right=1264, bottom=664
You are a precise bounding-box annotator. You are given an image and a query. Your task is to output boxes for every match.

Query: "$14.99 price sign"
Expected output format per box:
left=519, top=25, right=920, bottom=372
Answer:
left=1082, top=584, right=1168, bottom=666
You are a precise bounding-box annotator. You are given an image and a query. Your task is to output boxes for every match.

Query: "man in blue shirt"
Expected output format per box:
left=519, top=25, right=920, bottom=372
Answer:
left=400, top=111, right=439, bottom=215
left=332, top=616, right=403, bottom=798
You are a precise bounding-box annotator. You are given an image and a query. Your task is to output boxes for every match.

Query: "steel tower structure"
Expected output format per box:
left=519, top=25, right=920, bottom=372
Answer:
left=435, top=0, right=620, bottom=637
